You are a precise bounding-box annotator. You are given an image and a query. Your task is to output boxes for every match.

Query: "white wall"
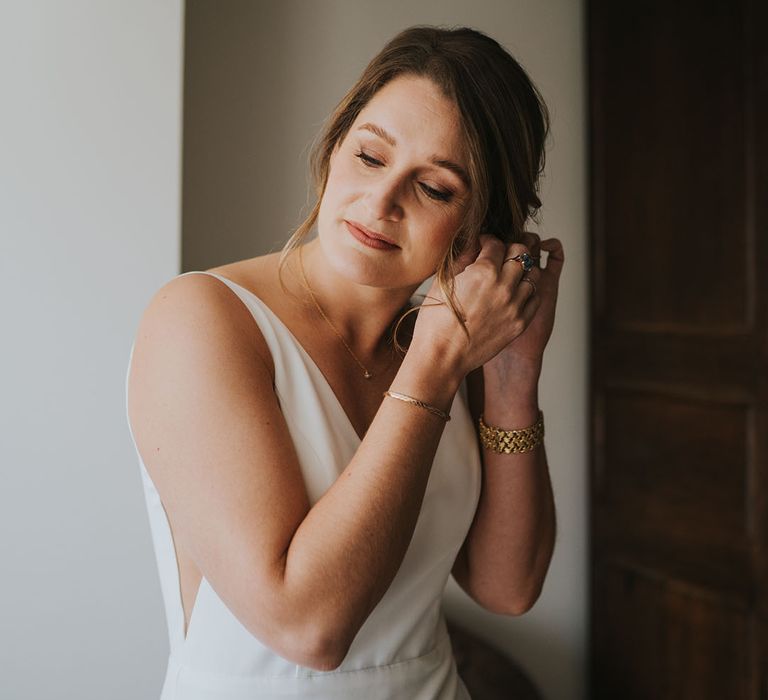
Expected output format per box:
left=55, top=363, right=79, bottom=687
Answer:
left=184, top=2, right=588, bottom=699
left=0, top=2, right=183, bottom=698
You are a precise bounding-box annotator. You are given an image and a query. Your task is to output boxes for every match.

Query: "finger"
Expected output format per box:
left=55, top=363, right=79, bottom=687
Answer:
left=521, top=231, right=542, bottom=264
left=540, top=238, right=564, bottom=276
left=474, top=233, right=507, bottom=266
left=510, top=267, right=541, bottom=306
left=519, top=290, right=542, bottom=326
left=500, top=242, right=532, bottom=282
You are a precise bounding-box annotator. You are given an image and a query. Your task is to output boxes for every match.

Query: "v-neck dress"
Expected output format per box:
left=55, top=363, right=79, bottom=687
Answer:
left=125, top=270, right=483, bottom=699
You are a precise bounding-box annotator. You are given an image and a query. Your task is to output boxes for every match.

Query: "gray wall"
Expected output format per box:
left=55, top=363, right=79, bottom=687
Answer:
left=183, top=2, right=588, bottom=700
left=0, top=2, right=183, bottom=698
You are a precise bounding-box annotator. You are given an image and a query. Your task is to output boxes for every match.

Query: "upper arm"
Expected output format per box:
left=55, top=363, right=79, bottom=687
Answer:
left=127, top=273, right=328, bottom=667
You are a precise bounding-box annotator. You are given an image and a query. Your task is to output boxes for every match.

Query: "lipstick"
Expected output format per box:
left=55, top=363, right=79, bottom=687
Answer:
left=345, top=221, right=399, bottom=250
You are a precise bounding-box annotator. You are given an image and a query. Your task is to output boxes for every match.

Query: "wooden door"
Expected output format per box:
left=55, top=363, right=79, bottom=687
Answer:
left=588, top=0, right=767, bottom=697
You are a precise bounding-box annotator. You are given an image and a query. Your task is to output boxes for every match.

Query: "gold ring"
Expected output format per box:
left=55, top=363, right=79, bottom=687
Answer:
left=521, top=277, right=537, bottom=294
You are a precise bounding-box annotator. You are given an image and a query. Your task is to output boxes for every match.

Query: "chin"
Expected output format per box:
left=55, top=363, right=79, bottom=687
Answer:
left=318, top=225, right=388, bottom=285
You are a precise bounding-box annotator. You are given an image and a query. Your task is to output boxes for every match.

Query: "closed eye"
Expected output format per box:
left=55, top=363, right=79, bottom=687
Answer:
left=419, top=183, right=452, bottom=202
left=355, top=150, right=383, bottom=167
left=353, top=150, right=453, bottom=203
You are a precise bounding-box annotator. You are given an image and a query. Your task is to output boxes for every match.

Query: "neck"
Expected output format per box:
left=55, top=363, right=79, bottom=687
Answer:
left=288, top=238, right=420, bottom=359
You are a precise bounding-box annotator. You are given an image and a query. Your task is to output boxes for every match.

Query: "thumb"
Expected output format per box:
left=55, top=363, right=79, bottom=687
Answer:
left=540, top=238, right=565, bottom=280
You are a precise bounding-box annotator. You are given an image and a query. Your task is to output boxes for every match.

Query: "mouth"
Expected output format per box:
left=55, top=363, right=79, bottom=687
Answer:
left=344, top=220, right=400, bottom=249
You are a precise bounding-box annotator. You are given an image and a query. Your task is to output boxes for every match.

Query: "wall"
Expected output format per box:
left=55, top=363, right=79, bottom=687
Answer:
left=183, top=2, right=588, bottom=699
left=0, top=2, right=183, bottom=698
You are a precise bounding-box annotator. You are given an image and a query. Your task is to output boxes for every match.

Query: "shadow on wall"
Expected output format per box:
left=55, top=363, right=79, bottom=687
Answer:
left=447, top=617, right=543, bottom=699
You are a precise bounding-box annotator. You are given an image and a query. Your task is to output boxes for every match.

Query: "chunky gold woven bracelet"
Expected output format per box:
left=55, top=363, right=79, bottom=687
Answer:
left=478, top=410, right=544, bottom=454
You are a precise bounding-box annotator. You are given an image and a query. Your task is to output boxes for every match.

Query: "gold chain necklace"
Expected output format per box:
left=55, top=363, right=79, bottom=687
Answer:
left=298, top=246, right=395, bottom=380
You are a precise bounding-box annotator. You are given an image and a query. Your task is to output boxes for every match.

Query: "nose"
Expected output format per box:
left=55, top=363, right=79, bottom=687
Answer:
left=365, top=173, right=404, bottom=222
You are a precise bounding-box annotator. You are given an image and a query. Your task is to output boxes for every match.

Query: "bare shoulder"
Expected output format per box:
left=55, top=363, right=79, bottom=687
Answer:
left=143, top=257, right=282, bottom=378
left=127, top=268, right=279, bottom=451
left=203, top=252, right=305, bottom=373
left=206, top=251, right=284, bottom=303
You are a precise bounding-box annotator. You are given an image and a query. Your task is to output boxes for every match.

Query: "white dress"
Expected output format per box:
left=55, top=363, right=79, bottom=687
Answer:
left=125, top=271, right=483, bottom=699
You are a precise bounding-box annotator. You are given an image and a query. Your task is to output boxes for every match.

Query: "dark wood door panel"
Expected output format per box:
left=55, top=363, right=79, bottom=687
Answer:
left=594, top=388, right=752, bottom=595
left=599, top=332, right=759, bottom=394
left=592, top=560, right=753, bottom=700
left=591, top=0, right=753, bottom=333
left=599, top=390, right=748, bottom=536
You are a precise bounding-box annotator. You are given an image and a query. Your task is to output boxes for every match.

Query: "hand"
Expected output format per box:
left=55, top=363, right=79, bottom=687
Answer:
left=410, top=232, right=563, bottom=378
left=484, top=231, right=564, bottom=377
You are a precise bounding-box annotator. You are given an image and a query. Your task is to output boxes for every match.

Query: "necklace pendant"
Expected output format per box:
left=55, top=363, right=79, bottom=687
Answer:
left=298, top=247, right=377, bottom=383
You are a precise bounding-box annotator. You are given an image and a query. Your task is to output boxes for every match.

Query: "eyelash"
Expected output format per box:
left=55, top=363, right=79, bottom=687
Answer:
left=353, top=150, right=453, bottom=203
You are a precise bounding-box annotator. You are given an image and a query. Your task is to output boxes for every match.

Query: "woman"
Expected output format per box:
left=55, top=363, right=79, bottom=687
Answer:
left=126, top=25, right=563, bottom=700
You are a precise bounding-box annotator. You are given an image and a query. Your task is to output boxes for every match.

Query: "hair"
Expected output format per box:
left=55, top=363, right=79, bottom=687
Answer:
left=278, top=24, right=550, bottom=352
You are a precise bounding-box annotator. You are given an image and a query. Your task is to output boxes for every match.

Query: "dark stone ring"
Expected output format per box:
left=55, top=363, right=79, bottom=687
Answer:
left=503, top=252, right=537, bottom=272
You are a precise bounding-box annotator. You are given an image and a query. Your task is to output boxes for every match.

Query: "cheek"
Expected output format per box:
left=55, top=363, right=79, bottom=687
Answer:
left=318, top=170, right=345, bottom=218
left=422, top=211, right=462, bottom=246
left=421, top=214, right=465, bottom=267
left=319, top=164, right=356, bottom=227
left=412, top=223, right=457, bottom=270
left=326, top=153, right=359, bottom=195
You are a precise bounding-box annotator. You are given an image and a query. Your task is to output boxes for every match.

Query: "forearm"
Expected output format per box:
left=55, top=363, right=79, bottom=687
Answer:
left=280, top=344, right=463, bottom=660
left=466, top=367, right=556, bottom=613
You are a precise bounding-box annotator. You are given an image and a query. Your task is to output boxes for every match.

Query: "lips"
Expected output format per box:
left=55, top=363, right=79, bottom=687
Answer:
left=345, top=220, right=399, bottom=247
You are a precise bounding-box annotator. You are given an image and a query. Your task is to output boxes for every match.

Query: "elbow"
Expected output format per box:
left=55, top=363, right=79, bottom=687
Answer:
left=303, top=627, right=351, bottom=671
left=253, top=584, right=355, bottom=671
left=490, top=592, right=541, bottom=617
left=505, top=578, right=545, bottom=616
left=482, top=598, right=534, bottom=618
left=507, top=589, right=541, bottom=616
left=272, top=617, right=352, bottom=672
left=475, top=581, right=543, bottom=617
left=249, top=563, right=357, bottom=671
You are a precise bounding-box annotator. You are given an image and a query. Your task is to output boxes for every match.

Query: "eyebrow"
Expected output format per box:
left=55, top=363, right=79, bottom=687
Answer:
left=356, top=122, right=470, bottom=188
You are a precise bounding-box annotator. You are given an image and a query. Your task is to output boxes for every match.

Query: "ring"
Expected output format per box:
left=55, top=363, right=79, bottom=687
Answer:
left=521, top=277, right=537, bottom=294
left=502, top=252, right=538, bottom=272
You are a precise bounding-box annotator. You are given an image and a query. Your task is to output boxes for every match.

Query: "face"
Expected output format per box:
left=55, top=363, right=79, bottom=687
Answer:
left=316, top=74, right=471, bottom=289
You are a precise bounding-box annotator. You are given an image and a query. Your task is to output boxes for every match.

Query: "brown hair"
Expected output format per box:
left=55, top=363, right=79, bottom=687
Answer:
left=279, top=25, right=550, bottom=351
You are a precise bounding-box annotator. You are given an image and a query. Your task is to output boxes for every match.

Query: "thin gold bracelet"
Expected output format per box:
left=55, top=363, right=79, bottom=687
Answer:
left=382, top=390, right=451, bottom=422
left=478, top=410, right=544, bottom=454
